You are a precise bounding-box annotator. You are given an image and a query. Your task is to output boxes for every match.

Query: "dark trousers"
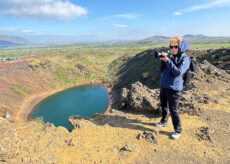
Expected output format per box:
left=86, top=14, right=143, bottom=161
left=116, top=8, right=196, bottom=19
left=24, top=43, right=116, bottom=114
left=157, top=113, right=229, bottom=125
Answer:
left=160, top=88, right=182, bottom=133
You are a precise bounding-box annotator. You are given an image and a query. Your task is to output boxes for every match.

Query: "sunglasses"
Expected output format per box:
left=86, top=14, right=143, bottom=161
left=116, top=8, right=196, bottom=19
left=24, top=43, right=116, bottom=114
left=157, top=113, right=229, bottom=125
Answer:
left=169, top=45, right=178, bottom=49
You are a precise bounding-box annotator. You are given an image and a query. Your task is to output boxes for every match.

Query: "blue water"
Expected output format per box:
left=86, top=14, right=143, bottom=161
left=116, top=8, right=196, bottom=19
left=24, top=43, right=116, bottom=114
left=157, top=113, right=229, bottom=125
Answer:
left=29, top=85, right=110, bottom=130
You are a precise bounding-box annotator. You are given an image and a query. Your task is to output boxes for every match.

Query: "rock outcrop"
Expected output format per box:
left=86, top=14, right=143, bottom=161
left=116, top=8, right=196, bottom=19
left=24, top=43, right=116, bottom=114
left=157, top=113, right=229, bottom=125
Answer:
left=121, top=81, right=160, bottom=111
left=0, top=109, right=14, bottom=122
left=121, top=81, right=201, bottom=115
left=198, top=60, right=230, bottom=82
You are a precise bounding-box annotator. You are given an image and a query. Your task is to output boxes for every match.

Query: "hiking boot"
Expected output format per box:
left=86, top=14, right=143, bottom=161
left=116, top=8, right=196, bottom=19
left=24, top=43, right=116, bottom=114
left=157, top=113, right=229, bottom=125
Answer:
left=154, top=122, right=168, bottom=127
left=171, top=132, right=181, bottom=140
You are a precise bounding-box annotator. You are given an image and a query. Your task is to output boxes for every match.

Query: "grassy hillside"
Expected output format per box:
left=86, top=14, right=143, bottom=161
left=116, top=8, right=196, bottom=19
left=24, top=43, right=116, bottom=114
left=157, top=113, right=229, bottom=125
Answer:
left=110, top=46, right=230, bottom=93
left=110, top=49, right=162, bottom=90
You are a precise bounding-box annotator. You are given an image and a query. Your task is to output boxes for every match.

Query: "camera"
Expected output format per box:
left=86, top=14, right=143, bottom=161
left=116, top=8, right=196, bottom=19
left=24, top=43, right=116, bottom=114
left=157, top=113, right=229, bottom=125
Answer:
left=154, top=50, right=171, bottom=58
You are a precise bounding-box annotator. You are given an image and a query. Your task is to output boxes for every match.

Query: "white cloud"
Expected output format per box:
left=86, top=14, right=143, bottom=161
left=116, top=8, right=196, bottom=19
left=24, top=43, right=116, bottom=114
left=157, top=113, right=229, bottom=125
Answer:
left=114, top=14, right=138, bottom=19
left=172, top=21, right=176, bottom=24
left=174, top=0, right=230, bottom=15
left=21, top=29, right=36, bottom=33
left=173, top=12, right=182, bottom=16
left=0, top=27, right=18, bottom=32
left=113, top=24, right=128, bottom=28
left=0, top=27, right=37, bottom=34
left=0, top=0, right=87, bottom=21
left=99, top=13, right=139, bottom=21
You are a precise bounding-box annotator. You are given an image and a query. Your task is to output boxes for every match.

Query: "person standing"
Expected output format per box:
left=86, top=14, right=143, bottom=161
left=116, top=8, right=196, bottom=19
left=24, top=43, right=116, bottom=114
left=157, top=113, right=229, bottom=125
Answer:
left=154, top=36, right=190, bottom=140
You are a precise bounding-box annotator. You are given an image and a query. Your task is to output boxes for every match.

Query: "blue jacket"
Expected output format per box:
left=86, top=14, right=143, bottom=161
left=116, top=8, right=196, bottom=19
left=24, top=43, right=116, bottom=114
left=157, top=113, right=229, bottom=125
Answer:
left=160, top=53, right=190, bottom=91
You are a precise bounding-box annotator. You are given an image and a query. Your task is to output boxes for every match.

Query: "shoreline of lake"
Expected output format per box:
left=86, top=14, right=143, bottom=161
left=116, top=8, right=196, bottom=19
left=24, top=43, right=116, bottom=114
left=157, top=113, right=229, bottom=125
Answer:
left=15, top=83, right=110, bottom=122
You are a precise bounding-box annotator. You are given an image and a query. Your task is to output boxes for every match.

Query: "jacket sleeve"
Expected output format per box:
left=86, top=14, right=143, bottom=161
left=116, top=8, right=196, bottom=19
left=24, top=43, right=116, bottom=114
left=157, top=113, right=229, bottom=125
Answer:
left=160, top=61, right=166, bottom=73
left=164, top=56, right=190, bottom=77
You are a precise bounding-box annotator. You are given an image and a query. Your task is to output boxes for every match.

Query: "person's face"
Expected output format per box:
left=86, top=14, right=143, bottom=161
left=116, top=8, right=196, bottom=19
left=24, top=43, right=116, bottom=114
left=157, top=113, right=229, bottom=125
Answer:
left=170, top=43, right=179, bottom=55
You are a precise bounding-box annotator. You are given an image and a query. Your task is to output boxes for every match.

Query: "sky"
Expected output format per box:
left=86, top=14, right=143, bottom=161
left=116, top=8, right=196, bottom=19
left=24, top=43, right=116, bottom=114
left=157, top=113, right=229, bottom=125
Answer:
left=0, top=0, right=230, bottom=43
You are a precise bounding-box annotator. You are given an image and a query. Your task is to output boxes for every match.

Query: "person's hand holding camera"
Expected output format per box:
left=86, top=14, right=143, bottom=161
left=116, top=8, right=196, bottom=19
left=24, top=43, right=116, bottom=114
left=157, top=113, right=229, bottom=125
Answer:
left=160, top=56, right=169, bottom=62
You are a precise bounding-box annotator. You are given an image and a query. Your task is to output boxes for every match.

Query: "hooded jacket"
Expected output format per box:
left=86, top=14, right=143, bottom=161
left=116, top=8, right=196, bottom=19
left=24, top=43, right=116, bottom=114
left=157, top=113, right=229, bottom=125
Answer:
left=160, top=39, right=190, bottom=91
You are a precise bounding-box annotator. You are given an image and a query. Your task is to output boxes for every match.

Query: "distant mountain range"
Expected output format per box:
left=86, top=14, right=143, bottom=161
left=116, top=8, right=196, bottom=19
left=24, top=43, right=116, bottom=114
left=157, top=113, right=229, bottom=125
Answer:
left=139, top=34, right=230, bottom=44
left=1, top=34, right=230, bottom=47
left=0, top=40, right=23, bottom=48
left=140, top=36, right=171, bottom=42
left=0, top=35, right=31, bottom=48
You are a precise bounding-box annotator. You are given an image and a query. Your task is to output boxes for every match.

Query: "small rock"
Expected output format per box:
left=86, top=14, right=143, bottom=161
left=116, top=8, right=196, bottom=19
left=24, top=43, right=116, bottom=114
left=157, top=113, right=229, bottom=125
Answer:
left=120, top=143, right=135, bottom=152
left=136, top=133, right=141, bottom=140
left=4, top=112, right=14, bottom=122
left=65, top=139, right=75, bottom=146
left=214, top=72, right=221, bottom=77
left=137, top=131, right=158, bottom=144
left=202, top=95, right=211, bottom=104
left=110, top=109, right=115, bottom=113
left=196, top=126, right=213, bottom=143
left=206, top=79, right=211, bottom=83
left=203, top=99, right=210, bottom=104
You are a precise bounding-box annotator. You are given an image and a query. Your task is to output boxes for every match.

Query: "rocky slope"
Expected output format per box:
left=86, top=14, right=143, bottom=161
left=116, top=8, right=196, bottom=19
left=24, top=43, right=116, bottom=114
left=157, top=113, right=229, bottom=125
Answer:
left=1, top=48, right=230, bottom=163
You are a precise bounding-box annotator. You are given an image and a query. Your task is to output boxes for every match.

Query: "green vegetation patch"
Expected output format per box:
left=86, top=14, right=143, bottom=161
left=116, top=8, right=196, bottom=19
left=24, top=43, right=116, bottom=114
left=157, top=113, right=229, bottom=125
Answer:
left=16, top=84, right=32, bottom=94
left=108, top=55, right=130, bottom=72
left=11, top=84, right=31, bottom=96
left=12, top=87, right=25, bottom=96
left=191, top=44, right=230, bottom=49
left=55, top=66, right=72, bottom=85
left=85, top=72, right=95, bottom=81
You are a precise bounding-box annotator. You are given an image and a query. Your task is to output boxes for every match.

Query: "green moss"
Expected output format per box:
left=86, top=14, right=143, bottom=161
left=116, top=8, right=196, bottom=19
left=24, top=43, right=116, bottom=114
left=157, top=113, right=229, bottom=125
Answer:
left=12, top=87, right=25, bottom=96
left=16, top=84, right=32, bottom=94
